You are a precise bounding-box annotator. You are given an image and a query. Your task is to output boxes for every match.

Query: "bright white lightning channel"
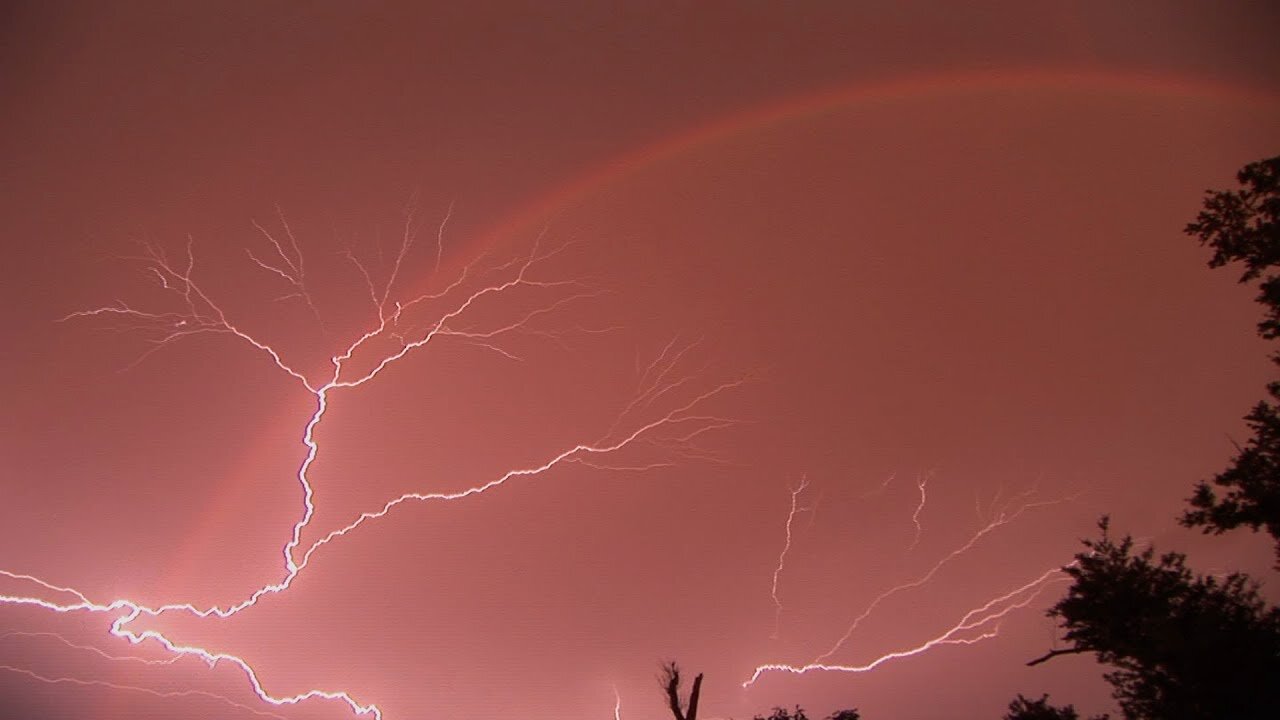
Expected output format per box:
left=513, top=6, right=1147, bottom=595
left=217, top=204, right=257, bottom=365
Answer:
left=1, top=212, right=741, bottom=719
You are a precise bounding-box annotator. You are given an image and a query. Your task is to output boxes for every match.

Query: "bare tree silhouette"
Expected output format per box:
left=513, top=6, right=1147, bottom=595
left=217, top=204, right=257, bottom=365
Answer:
left=659, top=661, right=703, bottom=720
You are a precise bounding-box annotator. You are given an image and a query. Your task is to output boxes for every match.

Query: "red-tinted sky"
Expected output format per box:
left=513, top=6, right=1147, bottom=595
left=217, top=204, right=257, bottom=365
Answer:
left=2, top=3, right=1279, bottom=719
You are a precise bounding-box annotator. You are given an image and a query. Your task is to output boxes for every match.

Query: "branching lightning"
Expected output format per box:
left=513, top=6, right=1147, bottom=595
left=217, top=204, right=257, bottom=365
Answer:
left=4, top=204, right=1087, bottom=717
left=770, top=476, right=810, bottom=639
left=0, top=664, right=292, bottom=719
left=0, top=208, right=741, bottom=718
left=744, top=482, right=1078, bottom=687
left=0, top=630, right=180, bottom=667
left=743, top=565, right=1071, bottom=686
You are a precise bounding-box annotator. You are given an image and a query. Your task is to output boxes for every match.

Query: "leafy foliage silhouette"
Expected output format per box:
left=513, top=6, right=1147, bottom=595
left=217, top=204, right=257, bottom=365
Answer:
left=752, top=706, right=860, bottom=720
left=1026, top=519, right=1280, bottom=719
left=1181, top=155, right=1280, bottom=562
left=1010, top=155, right=1280, bottom=720
left=1003, top=694, right=1108, bottom=720
left=755, top=706, right=810, bottom=720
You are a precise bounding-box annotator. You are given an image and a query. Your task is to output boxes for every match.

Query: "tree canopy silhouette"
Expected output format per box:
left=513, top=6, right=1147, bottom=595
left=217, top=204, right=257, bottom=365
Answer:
left=1026, top=519, right=1280, bottom=719
left=752, top=706, right=860, bottom=720
left=1181, top=155, right=1280, bottom=561
left=1003, top=694, right=1108, bottom=720
left=1006, top=156, right=1280, bottom=719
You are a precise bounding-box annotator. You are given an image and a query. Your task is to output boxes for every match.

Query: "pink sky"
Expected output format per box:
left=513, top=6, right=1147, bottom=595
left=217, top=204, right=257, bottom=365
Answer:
left=2, top=3, right=1278, bottom=719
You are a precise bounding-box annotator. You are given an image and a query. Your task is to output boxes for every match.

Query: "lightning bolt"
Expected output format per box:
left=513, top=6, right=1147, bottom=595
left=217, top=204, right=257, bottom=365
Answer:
left=770, top=476, right=810, bottom=639
left=908, top=472, right=929, bottom=551
left=2, top=209, right=740, bottom=718
left=743, top=565, right=1071, bottom=686
left=246, top=206, right=324, bottom=326
left=744, top=481, right=1077, bottom=687
left=812, top=486, right=1070, bottom=663
left=0, top=664, right=292, bottom=719
left=859, top=472, right=896, bottom=499
left=0, top=630, right=181, bottom=666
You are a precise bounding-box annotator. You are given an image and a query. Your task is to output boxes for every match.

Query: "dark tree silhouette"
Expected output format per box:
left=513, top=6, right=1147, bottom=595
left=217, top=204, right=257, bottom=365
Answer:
left=755, top=706, right=810, bottom=720
left=1181, top=155, right=1280, bottom=561
left=1026, top=519, right=1280, bottom=719
left=752, top=707, right=860, bottom=720
left=1007, top=155, right=1280, bottom=720
left=1003, top=694, right=1109, bottom=720
left=655, top=662, right=858, bottom=720
left=659, top=661, right=703, bottom=720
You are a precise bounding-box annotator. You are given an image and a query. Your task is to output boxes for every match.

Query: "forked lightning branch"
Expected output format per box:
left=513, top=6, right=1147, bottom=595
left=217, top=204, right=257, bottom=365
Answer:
left=0, top=208, right=742, bottom=719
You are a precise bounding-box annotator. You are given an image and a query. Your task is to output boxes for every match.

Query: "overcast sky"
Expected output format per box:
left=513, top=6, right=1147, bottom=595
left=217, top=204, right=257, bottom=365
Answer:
left=2, top=3, right=1278, bottom=719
